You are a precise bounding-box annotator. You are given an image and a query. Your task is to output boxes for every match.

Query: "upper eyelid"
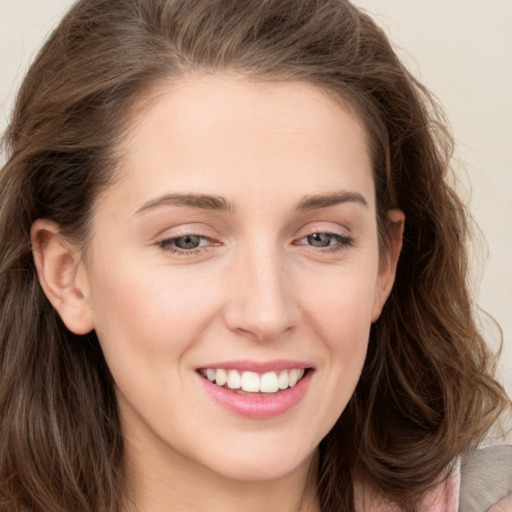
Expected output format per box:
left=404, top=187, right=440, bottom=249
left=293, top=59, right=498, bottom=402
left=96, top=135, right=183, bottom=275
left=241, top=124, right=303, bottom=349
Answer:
left=153, top=219, right=353, bottom=241
left=295, top=224, right=352, bottom=238
left=154, top=224, right=218, bottom=240
left=156, top=229, right=351, bottom=241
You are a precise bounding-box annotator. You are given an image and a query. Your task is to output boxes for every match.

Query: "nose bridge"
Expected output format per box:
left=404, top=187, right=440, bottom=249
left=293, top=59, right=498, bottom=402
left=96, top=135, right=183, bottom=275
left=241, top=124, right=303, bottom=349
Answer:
left=225, top=237, right=298, bottom=341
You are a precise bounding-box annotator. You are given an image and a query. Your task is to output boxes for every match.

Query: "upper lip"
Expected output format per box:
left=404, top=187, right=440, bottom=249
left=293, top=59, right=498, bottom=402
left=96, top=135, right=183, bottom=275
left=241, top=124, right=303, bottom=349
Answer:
left=196, top=359, right=313, bottom=373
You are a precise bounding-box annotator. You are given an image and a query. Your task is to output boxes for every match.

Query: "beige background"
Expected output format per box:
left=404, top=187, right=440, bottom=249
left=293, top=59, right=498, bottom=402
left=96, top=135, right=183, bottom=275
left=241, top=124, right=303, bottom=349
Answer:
left=1, top=0, right=511, bottom=400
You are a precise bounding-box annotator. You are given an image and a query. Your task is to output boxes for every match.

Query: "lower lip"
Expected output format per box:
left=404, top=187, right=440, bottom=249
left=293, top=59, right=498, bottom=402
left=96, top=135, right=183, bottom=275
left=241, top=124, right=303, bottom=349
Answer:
left=197, top=370, right=313, bottom=419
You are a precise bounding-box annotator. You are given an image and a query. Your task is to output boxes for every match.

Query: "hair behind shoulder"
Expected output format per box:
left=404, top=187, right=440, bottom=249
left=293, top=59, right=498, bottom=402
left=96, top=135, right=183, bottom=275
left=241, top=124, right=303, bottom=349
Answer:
left=1, top=1, right=509, bottom=511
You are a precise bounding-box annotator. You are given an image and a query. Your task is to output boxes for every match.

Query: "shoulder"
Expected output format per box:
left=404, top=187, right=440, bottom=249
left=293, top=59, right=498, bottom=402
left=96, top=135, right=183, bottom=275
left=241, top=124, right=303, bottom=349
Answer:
left=460, top=445, right=512, bottom=512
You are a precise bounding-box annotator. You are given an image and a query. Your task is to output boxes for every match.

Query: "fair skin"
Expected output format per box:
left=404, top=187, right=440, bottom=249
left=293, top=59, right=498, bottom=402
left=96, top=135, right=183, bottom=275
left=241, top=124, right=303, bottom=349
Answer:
left=32, top=76, right=403, bottom=512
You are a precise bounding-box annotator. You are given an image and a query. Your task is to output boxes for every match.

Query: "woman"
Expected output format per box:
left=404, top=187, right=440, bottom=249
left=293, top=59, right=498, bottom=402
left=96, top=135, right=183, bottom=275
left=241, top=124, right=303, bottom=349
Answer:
left=0, top=1, right=510, bottom=511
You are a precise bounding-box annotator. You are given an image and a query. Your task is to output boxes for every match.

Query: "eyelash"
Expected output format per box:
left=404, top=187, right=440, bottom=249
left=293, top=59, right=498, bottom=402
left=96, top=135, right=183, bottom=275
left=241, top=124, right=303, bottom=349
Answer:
left=295, top=232, right=354, bottom=253
left=156, top=234, right=215, bottom=256
left=156, top=231, right=354, bottom=256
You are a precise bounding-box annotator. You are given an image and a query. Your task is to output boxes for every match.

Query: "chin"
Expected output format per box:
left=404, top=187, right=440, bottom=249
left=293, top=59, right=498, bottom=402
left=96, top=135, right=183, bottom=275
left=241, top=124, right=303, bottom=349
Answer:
left=200, top=442, right=317, bottom=483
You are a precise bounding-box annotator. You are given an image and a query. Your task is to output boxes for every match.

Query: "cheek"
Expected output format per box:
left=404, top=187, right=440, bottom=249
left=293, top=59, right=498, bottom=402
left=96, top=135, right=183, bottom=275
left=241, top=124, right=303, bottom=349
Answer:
left=302, top=265, right=378, bottom=339
left=87, top=258, right=224, bottom=359
left=85, top=260, right=224, bottom=424
left=321, top=289, right=373, bottom=383
left=300, top=270, right=376, bottom=402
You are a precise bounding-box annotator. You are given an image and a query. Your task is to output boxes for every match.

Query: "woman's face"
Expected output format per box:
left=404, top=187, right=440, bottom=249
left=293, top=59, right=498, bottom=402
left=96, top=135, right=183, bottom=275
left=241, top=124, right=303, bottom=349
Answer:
left=73, top=77, right=400, bottom=483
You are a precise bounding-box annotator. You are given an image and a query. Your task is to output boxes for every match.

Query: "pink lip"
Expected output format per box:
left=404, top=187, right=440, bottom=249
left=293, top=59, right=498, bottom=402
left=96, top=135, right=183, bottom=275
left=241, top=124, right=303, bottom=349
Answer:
left=197, top=359, right=312, bottom=373
left=197, top=368, right=313, bottom=419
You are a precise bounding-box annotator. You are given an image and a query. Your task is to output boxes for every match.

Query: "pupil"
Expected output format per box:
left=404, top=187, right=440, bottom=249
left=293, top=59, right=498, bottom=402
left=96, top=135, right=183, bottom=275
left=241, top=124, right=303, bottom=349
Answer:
left=175, top=235, right=201, bottom=249
left=309, top=233, right=331, bottom=247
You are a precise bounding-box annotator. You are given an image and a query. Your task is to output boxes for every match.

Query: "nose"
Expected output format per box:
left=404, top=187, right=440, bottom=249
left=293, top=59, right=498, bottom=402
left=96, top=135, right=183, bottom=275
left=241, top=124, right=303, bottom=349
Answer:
left=223, top=242, right=299, bottom=342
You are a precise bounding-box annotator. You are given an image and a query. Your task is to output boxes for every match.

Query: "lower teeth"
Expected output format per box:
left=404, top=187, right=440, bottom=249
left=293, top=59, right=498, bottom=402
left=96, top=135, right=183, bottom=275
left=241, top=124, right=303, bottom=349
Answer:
left=230, top=386, right=279, bottom=396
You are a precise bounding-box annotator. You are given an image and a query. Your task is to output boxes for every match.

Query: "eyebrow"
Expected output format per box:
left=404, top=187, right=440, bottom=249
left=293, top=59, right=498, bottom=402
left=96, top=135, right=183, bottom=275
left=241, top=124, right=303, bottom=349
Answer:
left=294, top=191, right=368, bottom=210
left=135, top=193, right=235, bottom=215
left=135, top=190, right=367, bottom=215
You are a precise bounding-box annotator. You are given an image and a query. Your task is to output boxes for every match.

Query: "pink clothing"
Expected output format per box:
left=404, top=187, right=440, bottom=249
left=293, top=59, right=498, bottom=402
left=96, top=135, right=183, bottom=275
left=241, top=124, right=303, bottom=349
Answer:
left=419, top=461, right=460, bottom=512
left=488, top=494, right=512, bottom=512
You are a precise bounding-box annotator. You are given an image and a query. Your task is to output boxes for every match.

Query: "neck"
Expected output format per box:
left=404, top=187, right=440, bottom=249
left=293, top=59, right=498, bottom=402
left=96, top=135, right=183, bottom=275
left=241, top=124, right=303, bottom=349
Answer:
left=121, top=436, right=321, bottom=512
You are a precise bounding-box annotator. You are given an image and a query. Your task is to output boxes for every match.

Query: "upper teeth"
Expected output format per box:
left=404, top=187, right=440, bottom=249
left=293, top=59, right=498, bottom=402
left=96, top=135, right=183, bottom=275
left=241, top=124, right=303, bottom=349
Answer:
left=201, top=368, right=306, bottom=393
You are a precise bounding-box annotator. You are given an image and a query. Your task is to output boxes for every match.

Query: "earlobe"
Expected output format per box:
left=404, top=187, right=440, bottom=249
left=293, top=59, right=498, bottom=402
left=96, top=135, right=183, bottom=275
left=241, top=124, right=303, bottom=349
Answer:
left=370, top=209, right=405, bottom=322
left=31, top=219, right=94, bottom=335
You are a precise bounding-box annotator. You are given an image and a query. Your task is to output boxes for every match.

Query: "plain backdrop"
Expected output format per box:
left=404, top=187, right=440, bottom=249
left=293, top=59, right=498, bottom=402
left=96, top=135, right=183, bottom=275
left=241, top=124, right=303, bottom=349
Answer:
left=1, top=0, right=511, bottom=402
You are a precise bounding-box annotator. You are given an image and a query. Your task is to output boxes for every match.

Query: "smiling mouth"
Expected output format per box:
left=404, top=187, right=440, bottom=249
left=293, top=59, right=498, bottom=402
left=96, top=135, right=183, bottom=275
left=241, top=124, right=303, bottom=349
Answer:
left=197, top=368, right=310, bottom=395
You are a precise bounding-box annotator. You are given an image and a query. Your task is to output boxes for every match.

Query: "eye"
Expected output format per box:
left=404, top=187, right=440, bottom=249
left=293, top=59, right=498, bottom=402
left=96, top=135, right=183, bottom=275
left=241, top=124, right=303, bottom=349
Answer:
left=172, top=234, right=207, bottom=250
left=306, top=233, right=337, bottom=247
left=296, top=232, right=354, bottom=251
left=157, top=234, right=213, bottom=254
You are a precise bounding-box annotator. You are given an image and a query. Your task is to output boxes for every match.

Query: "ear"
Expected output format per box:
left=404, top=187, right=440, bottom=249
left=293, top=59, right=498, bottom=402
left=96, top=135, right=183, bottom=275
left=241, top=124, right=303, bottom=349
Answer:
left=370, top=209, right=405, bottom=322
left=31, top=219, right=94, bottom=335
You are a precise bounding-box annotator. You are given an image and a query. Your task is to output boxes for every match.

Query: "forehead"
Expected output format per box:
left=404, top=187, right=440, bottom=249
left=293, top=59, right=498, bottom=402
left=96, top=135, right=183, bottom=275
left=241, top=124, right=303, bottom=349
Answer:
left=125, top=75, right=367, bottom=150
left=101, top=75, right=374, bottom=215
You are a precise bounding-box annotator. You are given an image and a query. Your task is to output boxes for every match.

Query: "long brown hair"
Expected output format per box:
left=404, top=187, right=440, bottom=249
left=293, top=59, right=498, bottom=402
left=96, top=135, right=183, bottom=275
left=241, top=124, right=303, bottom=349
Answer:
left=0, top=1, right=509, bottom=511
